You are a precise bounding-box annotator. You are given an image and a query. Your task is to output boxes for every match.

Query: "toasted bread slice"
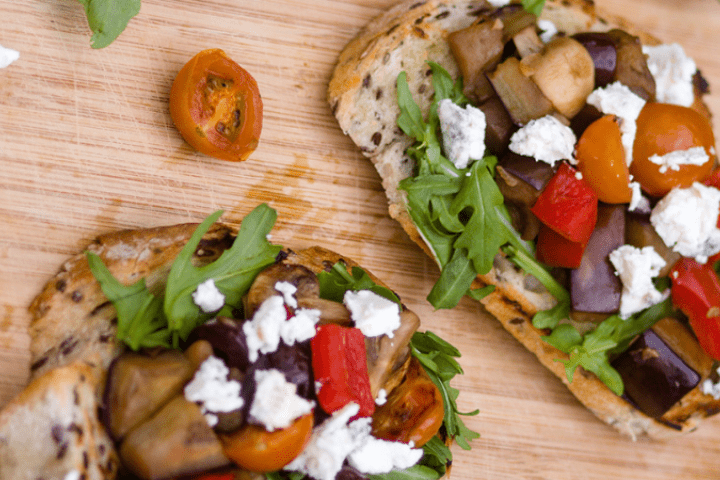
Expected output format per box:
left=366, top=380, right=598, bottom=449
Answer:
left=328, top=0, right=720, bottom=438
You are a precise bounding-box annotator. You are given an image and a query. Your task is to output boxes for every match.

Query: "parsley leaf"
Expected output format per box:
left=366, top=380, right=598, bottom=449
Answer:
left=76, top=0, right=140, bottom=48
left=164, top=205, right=282, bottom=344
left=411, top=331, right=480, bottom=450
left=317, top=262, right=401, bottom=305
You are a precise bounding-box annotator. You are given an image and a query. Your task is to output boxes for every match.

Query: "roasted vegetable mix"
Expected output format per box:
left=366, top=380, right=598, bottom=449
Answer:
left=395, top=3, right=720, bottom=423
left=88, top=204, right=478, bottom=480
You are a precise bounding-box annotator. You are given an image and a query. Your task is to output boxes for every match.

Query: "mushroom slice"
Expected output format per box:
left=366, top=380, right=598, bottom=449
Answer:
left=244, top=263, right=320, bottom=316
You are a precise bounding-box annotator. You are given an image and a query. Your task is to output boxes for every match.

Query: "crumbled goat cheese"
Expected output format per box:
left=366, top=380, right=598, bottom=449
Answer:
left=702, top=367, right=720, bottom=399
left=285, top=403, right=367, bottom=480
left=642, top=43, right=697, bottom=107
left=650, top=182, right=720, bottom=263
left=348, top=437, right=423, bottom=475
left=63, top=471, right=81, bottom=480
left=249, top=369, right=314, bottom=431
left=648, top=146, right=709, bottom=174
left=285, top=402, right=422, bottom=480
left=244, top=296, right=320, bottom=362
left=437, top=98, right=487, bottom=169
left=375, top=388, right=388, bottom=406
left=192, top=279, right=225, bottom=313
left=275, top=281, right=298, bottom=308
left=586, top=82, right=646, bottom=166
left=609, top=245, right=668, bottom=319
left=537, top=19, right=558, bottom=43
left=508, top=115, right=576, bottom=167
left=184, top=356, right=244, bottom=427
left=628, top=181, right=651, bottom=213
left=0, top=44, right=19, bottom=68
left=487, top=0, right=511, bottom=7
left=344, top=290, right=401, bottom=338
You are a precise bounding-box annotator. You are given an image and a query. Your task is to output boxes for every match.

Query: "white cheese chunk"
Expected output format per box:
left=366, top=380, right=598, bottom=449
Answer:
left=586, top=82, right=646, bottom=166
left=642, top=43, right=697, bottom=107
left=375, top=388, right=388, bottom=406
left=275, top=281, right=298, bottom=308
left=0, top=44, right=19, bottom=69
left=648, top=146, right=709, bottom=173
left=184, top=356, right=244, bottom=427
left=537, top=19, right=558, bottom=43
left=437, top=99, right=487, bottom=169
left=348, top=437, right=423, bottom=475
left=650, top=182, right=720, bottom=263
left=344, top=290, right=401, bottom=338
left=192, top=279, right=225, bottom=313
left=487, top=0, right=511, bottom=7
left=628, top=181, right=651, bottom=214
left=508, top=115, right=576, bottom=167
left=608, top=245, right=668, bottom=319
left=249, top=369, right=314, bottom=431
left=244, top=295, right=320, bottom=362
left=702, top=367, right=720, bottom=399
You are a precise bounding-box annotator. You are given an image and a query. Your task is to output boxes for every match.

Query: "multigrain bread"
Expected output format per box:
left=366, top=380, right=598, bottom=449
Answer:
left=328, top=0, right=720, bottom=439
left=2, top=218, right=432, bottom=479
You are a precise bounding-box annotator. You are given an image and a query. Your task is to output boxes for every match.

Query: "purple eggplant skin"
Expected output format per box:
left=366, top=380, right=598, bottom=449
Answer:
left=572, top=32, right=618, bottom=88
left=570, top=204, right=625, bottom=313
left=497, top=151, right=555, bottom=191
left=184, top=317, right=252, bottom=373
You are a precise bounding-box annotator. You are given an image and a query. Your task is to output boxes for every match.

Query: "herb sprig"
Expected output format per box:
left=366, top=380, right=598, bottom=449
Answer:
left=76, top=0, right=140, bottom=48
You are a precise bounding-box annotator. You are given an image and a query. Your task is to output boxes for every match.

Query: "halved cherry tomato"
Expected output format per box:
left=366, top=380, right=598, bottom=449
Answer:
left=371, top=357, right=444, bottom=447
left=170, top=49, right=263, bottom=162
left=631, top=103, right=715, bottom=197
left=575, top=115, right=632, bottom=203
left=670, top=258, right=720, bottom=360
left=219, top=412, right=313, bottom=473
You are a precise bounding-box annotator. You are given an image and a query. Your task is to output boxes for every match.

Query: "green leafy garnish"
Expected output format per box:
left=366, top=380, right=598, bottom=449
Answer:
left=76, top=0, right=141, bottom=48
left=87, top=204, right=281, bottom=349
left=411, top=331, right=480, bottom=450
left=317, top=262, right=401, bottom=305
left=522, top=0, right=546, bottom=16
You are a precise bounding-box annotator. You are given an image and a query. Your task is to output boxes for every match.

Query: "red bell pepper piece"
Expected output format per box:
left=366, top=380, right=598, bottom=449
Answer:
left=311, top=324, right=375, bottom=418
left=531, top=162, right=598, bottom=244
left=535, top=224, right=586, bottom=269
left=670, top=257, right=720, bottom=360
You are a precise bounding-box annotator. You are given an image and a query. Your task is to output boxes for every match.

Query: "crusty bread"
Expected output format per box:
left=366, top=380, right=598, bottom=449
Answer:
left=328, top=0, right=720, bottom=439
left=5, top=217, right=427, bottom=479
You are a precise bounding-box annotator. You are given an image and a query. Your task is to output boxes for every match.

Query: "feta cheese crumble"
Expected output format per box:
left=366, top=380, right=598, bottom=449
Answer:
left=344, top=290, right=401, bottom=338
left=648, top=146, right=709, bottom=174
left=249, top=369, right=314, bottom=431
left=284, top=402, right=423, bottom=480
left=192, top=279, right=225, bottom=313
left=628, top=181, right=651, bottom=213
left=702, top=367, right=720, bottom=399
left=650, top=182, right=720, bottom=263
left=586, top=82, right=646, bottom=166
left=275, top=281, right=298, bottom=308
left=537, top=19, right=558, bottom=43
left=437, top=98, right=487, bottom=169
left=0, top=44, right=19, bottom=69
left=508, top=115, right=576, bottom=167
left=244, top=296, right=320, bottom=362
left=642, top=43, right=697, bottom=107
left=375, top=388, right=387, bottom=406
left=609, top=245, right=668, bottom=319
left=184, top=356, right=244, bottom=427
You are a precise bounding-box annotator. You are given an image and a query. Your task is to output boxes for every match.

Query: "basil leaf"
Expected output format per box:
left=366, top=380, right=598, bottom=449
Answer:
left=76, top=0, right=140, bottom=48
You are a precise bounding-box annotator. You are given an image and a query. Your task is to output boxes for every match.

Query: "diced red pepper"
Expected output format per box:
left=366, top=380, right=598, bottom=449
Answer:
left=311, top=324, right=375, bottom=418
left=535, top=224, right=586, bottom=269
left=670, top=257, right=720, bottom=360
left=531, top=162, right=598, bottom=244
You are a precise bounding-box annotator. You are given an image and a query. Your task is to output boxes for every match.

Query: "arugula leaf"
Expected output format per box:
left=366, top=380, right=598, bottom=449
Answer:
left=86, top=251, right=170, bottom=350
left=317, top=262, right=401, bottom=305
left=76, top=0, right=140, bottom=49
left=522, top=0, right=546, bottom=16
left=411, top=331, right=480, bottom=450
left=164, top=205, right=282, bottom=344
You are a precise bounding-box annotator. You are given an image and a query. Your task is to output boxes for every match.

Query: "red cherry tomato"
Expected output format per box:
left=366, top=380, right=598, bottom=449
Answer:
left=170, top=49, right=263, bottom=162
left=219, top=412, right=314, bottom=472
left=670, top=258, right=720, bottom=360
left=631, top=103, right=715, bottom=197
left=575, top=115, right=632, bottom=204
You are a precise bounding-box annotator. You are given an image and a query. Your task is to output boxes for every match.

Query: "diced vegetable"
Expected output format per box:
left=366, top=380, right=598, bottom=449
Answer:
left=448, top=18, right=504, bottom=103
left=488, top=57, right=554, bottom=125
left=605, top=29, right=656, bottom=101
left=571, top=32, right=618, bottom=88
left=535, top=224, right=585, bottom=268
left=531, top=162, right=598, bottom=244
left=311, top=324, right=375, bottom=418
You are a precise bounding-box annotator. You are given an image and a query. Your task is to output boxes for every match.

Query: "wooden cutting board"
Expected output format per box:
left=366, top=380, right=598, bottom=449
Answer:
left=2, top=0, right=720, bottom=478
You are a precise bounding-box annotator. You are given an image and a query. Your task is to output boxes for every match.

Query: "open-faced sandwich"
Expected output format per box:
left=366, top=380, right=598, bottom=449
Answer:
left=328, top=0, right=720, bottom=439
left=0, top=204, right=477, bottom=480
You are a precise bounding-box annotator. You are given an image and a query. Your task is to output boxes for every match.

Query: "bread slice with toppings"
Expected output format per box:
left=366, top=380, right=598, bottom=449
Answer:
left=328, top=0, right=720, bottom=439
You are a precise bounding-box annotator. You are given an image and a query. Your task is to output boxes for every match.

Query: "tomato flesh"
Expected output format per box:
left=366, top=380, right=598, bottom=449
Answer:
left=631, top=103, right=714, bottom=197
left=575, top=115, right=632, bottom=204
left=170, top=49, right=263, bottom=162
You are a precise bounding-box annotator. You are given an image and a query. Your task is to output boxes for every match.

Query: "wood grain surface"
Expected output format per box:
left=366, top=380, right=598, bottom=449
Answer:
left=1, top=0, right=720, bottom=478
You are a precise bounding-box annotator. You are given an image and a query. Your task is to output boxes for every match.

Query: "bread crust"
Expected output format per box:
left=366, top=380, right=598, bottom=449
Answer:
left=328, top=0, right=720, bottom=439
